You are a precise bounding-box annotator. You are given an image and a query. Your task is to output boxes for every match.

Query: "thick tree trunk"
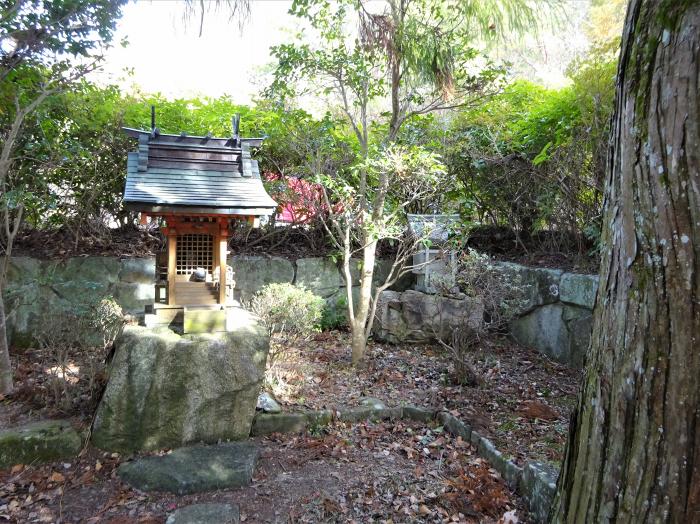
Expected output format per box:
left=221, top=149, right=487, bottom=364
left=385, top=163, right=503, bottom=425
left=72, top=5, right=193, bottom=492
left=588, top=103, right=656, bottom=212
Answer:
left=551, top=1, right=700, bottom=521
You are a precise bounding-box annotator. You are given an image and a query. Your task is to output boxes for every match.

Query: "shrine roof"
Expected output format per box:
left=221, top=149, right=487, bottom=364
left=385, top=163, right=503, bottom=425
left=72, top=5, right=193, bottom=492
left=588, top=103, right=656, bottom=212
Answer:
left=122, top=127, right=277, bottom=216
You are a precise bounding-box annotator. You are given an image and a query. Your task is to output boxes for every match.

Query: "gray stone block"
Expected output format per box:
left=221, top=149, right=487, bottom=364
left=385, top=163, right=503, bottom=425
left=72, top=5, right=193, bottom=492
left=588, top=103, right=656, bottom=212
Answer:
left=167, top=503, right=240, bottom=524
left=338, top=407, right=377, bottom=422
left=228, top=255, right=295, bottom=301
left=497, top=263, right=562, bottom=314
left=437, top=412, right=471, bottom=440
left=504, top=459, right=523, bottom=487
left=4, top=256, right=41, bottom=285
left=0, top=420, right=82, bottom=469
left=295, top=257, right=341, bottom=298
left=372, top=258, right=415, bottom=291
left=559, top=272, right=598, bottom=309
left=112, top=281, right=155, bottom=314
left=510, top=303, right=591, bottom=368
left=45, top=257, right=120, bottom=287
left=372, top=290, right=484, bottom=344
left=402, top=406, right=436, bottom=422
left=119, top=258, right=156, bottom=284
left=520, top=461, right=559, bottom=523
left=376, top=407, right=403, bottom=420
left=477, top=436, right=507, bottom=475
left=119, top=442, right=258, bottom=495
left=305, top=410, right=334, bottom=428
left=250, top=413, right=309, bottom=435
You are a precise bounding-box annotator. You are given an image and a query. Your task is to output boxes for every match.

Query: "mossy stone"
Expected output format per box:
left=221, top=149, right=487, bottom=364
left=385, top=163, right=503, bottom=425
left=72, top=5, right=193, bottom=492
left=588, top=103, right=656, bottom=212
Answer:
left=0, top=420, right=82, bottom=469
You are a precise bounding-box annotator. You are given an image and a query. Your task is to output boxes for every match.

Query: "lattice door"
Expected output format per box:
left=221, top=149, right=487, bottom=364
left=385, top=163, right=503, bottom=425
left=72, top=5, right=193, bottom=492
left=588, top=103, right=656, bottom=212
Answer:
left=176, top=234, right=213, bottom=275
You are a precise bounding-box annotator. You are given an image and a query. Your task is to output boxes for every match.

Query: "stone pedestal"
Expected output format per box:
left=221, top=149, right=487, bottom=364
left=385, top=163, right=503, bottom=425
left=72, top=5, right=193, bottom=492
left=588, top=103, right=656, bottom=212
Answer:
left=92, top=320, right=269, bottom=452
left=372, top=290, right=484, bottom=344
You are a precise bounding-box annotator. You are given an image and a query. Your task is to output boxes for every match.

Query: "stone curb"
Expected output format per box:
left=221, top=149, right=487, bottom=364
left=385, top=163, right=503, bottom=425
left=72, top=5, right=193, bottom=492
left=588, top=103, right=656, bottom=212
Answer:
left=252, top=405, right=557, bottom=523
left=0, top=420, right=83, bottom=470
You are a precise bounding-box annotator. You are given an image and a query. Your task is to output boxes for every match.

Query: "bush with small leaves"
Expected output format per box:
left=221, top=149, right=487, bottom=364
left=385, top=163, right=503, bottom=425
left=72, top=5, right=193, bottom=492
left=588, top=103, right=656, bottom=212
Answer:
left=249, top=283, right=324, bottom=369
left=35, top=296, right=125, bottom=415
left=455, top=249, right=529, bottom=331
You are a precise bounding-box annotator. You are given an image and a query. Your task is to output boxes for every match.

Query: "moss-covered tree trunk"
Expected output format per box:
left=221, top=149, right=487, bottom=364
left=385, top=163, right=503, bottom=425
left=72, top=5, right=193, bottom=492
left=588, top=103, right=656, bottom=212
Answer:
left=551, top=1, right=700, bottom=521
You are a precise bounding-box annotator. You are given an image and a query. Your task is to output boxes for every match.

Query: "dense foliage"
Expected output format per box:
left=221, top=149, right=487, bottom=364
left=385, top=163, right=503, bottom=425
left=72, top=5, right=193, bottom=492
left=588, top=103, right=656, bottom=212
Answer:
left=440, top=44, right=618, bottom=255
left=2, top=30, right=618, bottom=264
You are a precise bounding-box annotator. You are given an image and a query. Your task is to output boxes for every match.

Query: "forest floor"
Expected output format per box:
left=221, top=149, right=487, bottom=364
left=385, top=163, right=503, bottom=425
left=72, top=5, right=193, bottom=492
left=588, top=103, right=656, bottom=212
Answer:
left=1, top=332, right=579, bottom=523
left=0, top=419, right=525, bottom=523
left=271, top=332, right=580, bottom=467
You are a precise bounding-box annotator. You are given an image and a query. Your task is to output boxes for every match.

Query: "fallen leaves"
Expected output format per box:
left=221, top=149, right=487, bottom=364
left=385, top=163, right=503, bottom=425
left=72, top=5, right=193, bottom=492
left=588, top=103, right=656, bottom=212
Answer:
left=518, top=400, right=560, bottom=421
left=272, top=331, right=580, bottom=467
left=48, top=471, right=65, bottom=483
left=282, top=419, right=523, bottom=522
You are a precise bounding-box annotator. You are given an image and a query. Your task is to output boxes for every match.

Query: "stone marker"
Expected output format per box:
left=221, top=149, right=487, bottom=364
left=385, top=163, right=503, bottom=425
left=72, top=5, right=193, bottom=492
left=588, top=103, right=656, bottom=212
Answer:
left=118, top=442, right=259, bottom=495
left=0, top=420, right=82, bottom=469
left=166, top=503, right=240, bottom=524
left=92, top=324, right=269, bottom=452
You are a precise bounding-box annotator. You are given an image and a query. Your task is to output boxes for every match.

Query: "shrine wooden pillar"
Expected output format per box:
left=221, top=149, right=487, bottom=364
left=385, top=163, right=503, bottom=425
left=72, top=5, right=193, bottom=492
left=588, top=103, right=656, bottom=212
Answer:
left=218, top=218, right=228, bottom=305
left=166, top=224, right=177, bottom=306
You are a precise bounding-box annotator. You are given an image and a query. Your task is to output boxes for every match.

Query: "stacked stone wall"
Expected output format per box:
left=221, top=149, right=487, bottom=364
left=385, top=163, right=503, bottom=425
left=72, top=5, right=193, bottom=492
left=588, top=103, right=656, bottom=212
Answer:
left=3, top=255, right=597, bottom=367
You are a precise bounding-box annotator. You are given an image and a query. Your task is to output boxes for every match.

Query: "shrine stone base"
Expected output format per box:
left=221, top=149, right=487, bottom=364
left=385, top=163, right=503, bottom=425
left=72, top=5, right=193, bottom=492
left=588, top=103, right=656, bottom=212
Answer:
left=91, top=322, right=269, bottom=453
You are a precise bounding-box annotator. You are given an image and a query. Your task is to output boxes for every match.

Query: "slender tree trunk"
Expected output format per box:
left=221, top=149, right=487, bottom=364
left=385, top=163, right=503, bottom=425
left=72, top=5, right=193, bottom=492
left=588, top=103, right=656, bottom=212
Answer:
left=551, top=1, right=700, bottom=521
left=0, top=291, right=12, bottom=395
left=351, top=239, right=377, bottom=364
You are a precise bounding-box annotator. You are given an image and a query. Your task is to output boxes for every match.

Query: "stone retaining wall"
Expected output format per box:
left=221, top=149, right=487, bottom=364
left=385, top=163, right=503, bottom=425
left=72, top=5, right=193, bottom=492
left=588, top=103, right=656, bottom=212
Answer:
left=2, top=255, right=411, bottom=347
left=3, top=255, right=597, bottom=367
left=372, top=263, right=598, bottom=369
left=501, top=263, right=598, bottom=368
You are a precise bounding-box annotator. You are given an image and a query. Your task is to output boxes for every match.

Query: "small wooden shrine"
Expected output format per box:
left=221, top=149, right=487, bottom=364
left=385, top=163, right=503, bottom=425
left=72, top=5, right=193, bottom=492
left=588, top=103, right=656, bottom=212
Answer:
left=122, top=110, right=276, bottom=331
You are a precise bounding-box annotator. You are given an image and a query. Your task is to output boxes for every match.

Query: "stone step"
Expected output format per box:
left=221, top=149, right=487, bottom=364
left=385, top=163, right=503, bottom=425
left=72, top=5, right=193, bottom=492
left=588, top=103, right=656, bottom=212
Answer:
left=118, top=442, right=259, bottom=495
left=166, top=503, right=240, bottom=524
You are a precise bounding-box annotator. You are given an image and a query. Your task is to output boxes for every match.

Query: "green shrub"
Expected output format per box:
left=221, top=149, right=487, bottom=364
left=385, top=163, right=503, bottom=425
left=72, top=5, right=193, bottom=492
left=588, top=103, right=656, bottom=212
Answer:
left=320, top=295, right=347, bottom=330
left=250, top=283, right=324, bottom=340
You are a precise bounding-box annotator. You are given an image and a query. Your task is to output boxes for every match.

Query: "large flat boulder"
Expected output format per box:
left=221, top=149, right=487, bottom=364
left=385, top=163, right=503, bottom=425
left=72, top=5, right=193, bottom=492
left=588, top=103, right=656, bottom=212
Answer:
left=118, top=442, right=258, bottom=495
left=92, top=322, right=269, bottom=452
left=510, top=303, right=592, bottom=368
left=372, top=290, right=484, bottom=344
left=0, top=420, right=82, bottom=470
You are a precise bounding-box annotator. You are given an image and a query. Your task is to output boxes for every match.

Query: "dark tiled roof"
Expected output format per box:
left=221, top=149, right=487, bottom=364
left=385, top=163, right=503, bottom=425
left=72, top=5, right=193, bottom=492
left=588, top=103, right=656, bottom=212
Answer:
left=122, top=128, right=277, bottom=215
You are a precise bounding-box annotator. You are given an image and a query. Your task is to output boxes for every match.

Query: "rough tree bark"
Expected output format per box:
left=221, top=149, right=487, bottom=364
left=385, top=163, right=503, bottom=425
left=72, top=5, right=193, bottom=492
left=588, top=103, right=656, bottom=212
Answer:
left=551, top=0, right=700, bottom=521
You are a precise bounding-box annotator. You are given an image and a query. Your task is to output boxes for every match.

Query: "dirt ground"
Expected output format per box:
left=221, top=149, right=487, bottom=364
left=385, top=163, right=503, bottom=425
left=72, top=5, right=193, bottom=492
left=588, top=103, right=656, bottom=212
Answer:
left=0, top=419, right=526, bottom=523
left=271, top=332, right=581, bottom=468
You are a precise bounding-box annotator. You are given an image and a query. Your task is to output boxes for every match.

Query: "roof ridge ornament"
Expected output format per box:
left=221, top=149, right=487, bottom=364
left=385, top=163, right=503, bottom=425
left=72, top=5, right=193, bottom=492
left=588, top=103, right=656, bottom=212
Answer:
left=231, top=114, right=241, bottom=147
left=150, top=105, right=160, bottom=139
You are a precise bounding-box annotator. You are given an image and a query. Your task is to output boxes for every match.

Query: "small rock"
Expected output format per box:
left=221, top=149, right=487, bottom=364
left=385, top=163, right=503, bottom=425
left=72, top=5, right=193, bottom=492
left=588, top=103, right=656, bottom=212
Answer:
left=166, top=503, right=240, bottom=524
left=359, top=397, right=386, bottom=410
left=256, top=392, right=282, bottom=413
